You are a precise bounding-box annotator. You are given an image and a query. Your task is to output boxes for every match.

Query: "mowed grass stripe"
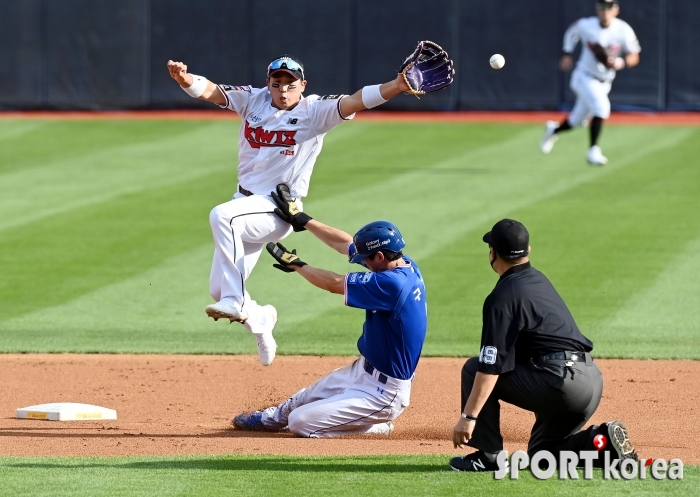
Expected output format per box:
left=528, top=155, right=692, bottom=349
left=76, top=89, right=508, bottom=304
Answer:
left=597, top=235, right=700, bottom=357
left=0, top=119, right=203, bottom=180
left=0, top=173, right=228, bottom=325
left=0, top=121, right=237, bottom=232
left=0, top=122, right=697, bottom=358
left=0, top=455, right=696, bottom=497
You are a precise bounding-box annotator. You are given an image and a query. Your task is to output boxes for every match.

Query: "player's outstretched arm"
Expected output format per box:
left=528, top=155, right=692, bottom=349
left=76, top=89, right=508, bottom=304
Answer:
left=339, top=74, right=410, bottom=117
left=339, top=41, right=455, bottom=117
left=265, top=242, right=345, bottom=294
left=295, top=265, right=345, bottom=295
left=305, top=220, right=353, bottom=256
left=167, top=60, right=226, bottom=106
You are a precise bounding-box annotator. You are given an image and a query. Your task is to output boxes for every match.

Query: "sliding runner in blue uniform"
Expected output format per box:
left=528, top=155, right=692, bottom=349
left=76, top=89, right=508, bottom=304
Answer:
left=232, top=188, right=427, bottom=437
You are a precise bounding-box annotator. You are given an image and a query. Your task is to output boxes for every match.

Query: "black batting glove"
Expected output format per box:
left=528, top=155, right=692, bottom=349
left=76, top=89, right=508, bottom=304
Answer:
left=270, top=184, right=312, bottom=232
left=266, top=242, right=308, bottom=273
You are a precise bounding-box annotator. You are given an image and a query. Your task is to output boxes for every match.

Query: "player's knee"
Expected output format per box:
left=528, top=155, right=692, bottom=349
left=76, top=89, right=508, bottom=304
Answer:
left=287, top=410, right=312, bottom=437
left=209, top=205, right=225, bottom=227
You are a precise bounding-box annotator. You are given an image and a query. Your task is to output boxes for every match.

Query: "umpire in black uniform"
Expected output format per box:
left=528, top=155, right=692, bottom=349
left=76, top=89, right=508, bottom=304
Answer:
left=450, top=219, right=637, bottom=472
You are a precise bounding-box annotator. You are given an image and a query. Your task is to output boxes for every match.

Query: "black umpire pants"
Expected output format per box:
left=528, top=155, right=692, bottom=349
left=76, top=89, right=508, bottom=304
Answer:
left=461, top=354, right=603, bottom=457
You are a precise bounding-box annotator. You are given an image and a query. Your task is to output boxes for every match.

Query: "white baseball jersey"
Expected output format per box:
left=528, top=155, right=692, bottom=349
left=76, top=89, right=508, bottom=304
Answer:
left=217, top=85, right=355, bottom=198
left=563, top=17, right=641, bottom=82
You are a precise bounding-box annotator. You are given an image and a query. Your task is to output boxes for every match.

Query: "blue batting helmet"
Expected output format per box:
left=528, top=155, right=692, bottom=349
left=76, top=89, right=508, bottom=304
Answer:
left=349, top=220, right=406, bottom=265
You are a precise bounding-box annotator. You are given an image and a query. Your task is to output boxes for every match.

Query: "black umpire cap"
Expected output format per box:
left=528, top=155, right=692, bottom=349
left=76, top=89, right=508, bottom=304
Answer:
left=483, top=219, right=530, bottom=260
left=597, top=0, right=619, bottom=7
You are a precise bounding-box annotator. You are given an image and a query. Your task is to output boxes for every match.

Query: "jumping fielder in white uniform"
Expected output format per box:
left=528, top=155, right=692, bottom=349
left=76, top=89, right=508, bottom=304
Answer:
left=540, top=0, right=640, bottom=165
left=166, top=43, right=453, bottom=366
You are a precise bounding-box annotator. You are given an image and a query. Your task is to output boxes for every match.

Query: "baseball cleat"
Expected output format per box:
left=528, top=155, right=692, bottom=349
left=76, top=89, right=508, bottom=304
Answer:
left=255, top=330, right=277, bottom=366
left=540, top=121, right=559, bottom=154
left=232, top=408, right=281, bottom=432
left=449, top=451, right=501, bottom=472
left=587, top=145, right=608, bottom=165
left=604, top=421, right=638, bottom=462
left=205, top=298, right=248, bottom=323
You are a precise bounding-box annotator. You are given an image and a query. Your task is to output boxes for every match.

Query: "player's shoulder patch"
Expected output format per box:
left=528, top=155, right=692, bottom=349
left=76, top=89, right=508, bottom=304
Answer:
left=479, top=346, right=498, bottom=365
left=318, top=94, right=343, bottom=100
left=221, top=85, right=252, bottom=93
left=348, top=272, right=373, bottom=285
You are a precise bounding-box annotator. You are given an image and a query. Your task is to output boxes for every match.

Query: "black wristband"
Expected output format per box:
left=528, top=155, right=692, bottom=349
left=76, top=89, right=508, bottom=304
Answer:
left=291, top=212, right=313, bottom=233
left=461, top=413, right=478, bottom=421
left=296, top=212, right=312, bottom=226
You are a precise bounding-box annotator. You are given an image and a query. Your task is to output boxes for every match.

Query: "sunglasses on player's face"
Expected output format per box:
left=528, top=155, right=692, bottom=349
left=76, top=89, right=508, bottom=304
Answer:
left=267, top=58, right=305, bottom=79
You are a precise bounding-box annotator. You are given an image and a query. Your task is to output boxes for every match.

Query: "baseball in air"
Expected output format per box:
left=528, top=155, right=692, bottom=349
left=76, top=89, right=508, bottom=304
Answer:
left=490, top=54, right=505, bottom=69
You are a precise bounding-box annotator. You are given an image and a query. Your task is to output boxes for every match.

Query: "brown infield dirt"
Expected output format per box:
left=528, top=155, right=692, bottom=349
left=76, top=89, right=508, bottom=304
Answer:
left=0, top=354, right=698, bottom=463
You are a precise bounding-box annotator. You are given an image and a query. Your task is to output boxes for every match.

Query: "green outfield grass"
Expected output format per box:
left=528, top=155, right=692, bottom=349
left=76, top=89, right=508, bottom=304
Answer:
left=0, top=455, right=696, bottom=497
left=1, top=118, right=699, bottom=358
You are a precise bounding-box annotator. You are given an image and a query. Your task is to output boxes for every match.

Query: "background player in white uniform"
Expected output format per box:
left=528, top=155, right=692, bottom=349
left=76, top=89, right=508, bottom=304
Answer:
left=166, top=53, right=422, bottom=366
left=232, top=217, right=427, bottom=438
left=540, top=0, right=641, bottom=165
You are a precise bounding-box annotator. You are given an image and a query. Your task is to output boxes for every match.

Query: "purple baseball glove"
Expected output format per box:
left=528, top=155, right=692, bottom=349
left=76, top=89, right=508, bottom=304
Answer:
left=398, top=41, right=455, bottom=96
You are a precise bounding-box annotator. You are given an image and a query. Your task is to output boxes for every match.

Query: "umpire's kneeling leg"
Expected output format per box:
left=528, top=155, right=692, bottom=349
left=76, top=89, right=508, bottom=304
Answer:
left=460, top=357, right=480, bottom=411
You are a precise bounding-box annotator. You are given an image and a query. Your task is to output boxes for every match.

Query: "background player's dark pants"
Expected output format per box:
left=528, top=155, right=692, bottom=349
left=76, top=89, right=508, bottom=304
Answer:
left=461, top=355, right=603, bottom=457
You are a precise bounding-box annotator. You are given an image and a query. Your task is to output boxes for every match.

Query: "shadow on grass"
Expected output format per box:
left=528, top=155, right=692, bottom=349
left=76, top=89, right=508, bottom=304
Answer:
left=3, top=457, right=451, bottom=473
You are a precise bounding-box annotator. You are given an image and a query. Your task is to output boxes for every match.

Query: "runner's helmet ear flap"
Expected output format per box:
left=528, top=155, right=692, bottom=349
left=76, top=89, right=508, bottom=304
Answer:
left=349, top=221, right=406, bottom=265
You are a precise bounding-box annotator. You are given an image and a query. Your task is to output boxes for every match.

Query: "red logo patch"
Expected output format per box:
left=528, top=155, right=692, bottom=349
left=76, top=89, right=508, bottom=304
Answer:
left=244, top=121, right=297, bottom=149
left=593, top=434, right=607, bottom=450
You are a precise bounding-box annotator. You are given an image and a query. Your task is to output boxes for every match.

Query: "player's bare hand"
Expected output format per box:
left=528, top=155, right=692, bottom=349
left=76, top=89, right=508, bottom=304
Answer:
left=559, top=55, right=573, bottom=72
left=453, top=417, right=475, bottom=448
left=167, top=60, right=191, bottom=86
left=394, top=72, right=411, bottom=93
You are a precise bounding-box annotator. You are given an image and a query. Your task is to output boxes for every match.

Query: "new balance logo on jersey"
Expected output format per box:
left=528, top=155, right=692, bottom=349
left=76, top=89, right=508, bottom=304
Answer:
left=413, top=288, right=422, bottom=301
left=244, top=121, right=297, bottom=149
left=287, top=118, right=298, bottom=125
left=221, top=85, right=251, bottom=93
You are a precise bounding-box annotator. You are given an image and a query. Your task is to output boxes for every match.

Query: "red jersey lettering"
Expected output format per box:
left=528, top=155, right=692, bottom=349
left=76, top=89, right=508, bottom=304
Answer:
left=244, top=121, right=297, bottom=149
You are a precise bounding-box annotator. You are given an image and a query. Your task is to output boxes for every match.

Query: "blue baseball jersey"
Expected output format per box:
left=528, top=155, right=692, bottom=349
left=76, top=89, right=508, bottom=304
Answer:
left=344, top=256, right=427, bottom=380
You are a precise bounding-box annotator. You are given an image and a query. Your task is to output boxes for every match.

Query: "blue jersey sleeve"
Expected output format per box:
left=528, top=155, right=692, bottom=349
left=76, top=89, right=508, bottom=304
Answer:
left=345, top=271, right=403, bottom=312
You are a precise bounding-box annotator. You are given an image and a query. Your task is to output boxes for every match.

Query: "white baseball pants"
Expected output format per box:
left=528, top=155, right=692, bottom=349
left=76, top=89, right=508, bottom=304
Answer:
left=208, top=191, right=296, bottom=311
left=568, top=69, right=613, bottom=127
left=263, top=356, right=412, bottom=438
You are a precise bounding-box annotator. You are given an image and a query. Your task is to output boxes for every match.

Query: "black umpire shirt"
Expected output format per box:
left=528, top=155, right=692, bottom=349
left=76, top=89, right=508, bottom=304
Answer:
left=477, top=262, right=593, bottom=375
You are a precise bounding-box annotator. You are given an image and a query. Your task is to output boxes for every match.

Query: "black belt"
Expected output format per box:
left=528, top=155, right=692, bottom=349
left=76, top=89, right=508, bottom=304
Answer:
left=238, top=185, right=254, bottom=196
left=363, top=359, right=388, bottom=384
left=538, top=351, right=586, bottom=362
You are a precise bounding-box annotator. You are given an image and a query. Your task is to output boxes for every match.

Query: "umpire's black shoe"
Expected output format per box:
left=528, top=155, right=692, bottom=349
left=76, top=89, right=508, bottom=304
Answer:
left=449, top=451, right=501, bottom=472
left=604, top=421, right=638, bottom=462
